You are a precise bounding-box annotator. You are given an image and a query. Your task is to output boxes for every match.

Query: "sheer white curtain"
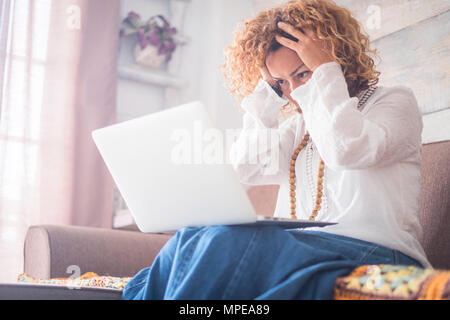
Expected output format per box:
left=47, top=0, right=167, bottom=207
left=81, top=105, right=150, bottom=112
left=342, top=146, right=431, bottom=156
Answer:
left=0, top=0, right=120, bottom=283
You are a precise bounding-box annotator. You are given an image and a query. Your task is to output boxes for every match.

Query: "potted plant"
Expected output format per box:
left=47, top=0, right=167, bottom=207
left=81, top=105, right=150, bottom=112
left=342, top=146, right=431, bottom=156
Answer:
left=120, top=12, right=178, bottom=69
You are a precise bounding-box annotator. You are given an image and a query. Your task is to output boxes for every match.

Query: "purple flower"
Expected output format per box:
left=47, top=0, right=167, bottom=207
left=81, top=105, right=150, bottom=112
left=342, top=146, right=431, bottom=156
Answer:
left=158, top=44, right=168, bottom=55
left=168, top=27, right=177, bottom=36
left=137, top=29, right=148, bottom=49
left=124, top=11, right=142, bottom=29
left=165, top=40, right=176, bottom=52
left=146, top=31, right=160, bottom=46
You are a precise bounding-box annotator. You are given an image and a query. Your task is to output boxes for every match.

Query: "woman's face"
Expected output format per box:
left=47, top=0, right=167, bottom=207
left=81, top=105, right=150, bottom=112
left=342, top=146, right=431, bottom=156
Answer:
left=265, top=46, right=313, bottom=101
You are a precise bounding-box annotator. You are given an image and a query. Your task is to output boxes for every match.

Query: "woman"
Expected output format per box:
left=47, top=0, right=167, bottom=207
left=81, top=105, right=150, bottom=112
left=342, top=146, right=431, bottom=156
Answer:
left=123, top=0, right=430, bottom=300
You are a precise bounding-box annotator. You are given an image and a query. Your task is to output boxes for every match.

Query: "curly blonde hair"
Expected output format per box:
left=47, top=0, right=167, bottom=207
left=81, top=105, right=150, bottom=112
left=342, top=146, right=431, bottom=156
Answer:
left=222, top=0, right=381, bottom=104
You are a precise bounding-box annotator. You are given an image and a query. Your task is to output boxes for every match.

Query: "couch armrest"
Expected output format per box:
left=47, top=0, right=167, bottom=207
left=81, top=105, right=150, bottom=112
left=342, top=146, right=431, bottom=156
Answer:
left=24, top=225, right=173, bottom=279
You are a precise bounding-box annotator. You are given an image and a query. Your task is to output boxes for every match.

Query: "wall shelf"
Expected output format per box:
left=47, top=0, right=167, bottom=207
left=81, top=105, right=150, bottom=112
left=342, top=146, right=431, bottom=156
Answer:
left=118, top=63, right=186, bottom=88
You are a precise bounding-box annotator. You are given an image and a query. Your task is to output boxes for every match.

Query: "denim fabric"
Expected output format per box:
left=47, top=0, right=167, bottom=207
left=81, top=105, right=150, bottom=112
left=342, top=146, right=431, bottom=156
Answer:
left=122, top=226, right=422, bottom=300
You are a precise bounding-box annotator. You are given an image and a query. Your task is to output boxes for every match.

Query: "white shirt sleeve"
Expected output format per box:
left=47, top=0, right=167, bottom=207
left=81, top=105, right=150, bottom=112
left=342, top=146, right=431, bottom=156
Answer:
left=229, top=79, right=297, bottom=185
left=290, top=62, right=423, bottom=170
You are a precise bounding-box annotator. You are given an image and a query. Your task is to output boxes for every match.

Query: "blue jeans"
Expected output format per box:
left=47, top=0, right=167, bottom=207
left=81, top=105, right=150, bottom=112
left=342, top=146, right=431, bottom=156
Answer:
left=122, top=226, right=422, bottom=300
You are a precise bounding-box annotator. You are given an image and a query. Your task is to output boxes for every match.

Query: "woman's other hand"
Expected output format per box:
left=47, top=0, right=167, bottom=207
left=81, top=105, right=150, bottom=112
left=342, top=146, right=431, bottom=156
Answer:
left=275, top=22, right=334, bottom=72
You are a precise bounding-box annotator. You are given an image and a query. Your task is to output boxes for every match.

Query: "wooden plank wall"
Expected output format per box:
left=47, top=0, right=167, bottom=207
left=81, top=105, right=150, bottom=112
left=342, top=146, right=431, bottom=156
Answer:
left=335, top=0, right=450, bottom=115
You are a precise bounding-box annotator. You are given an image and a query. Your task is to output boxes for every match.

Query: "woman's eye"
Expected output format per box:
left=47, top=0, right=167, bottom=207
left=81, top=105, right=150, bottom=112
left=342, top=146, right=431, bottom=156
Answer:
left=297, top=71, right=310, bottom=78
left=276, top=72, right=309, bottom=86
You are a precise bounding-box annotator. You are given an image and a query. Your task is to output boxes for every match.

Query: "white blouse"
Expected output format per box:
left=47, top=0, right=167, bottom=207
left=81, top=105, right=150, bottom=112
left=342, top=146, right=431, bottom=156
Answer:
left=230, top=61, right=431, bottom=269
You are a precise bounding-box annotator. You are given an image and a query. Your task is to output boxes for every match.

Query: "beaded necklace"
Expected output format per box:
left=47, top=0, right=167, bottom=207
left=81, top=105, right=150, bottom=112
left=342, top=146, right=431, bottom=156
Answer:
left=289, top=85, right=378, bottom=220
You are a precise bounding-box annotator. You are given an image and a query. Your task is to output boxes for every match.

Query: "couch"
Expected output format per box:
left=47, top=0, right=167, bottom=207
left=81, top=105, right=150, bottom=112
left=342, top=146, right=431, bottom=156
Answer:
left=1, top=140, right=449, bottom=300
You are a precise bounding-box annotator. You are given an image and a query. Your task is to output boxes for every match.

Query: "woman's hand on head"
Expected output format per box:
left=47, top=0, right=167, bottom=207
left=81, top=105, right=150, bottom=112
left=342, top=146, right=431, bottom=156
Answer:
left=275, top=22, right=334, bottom=72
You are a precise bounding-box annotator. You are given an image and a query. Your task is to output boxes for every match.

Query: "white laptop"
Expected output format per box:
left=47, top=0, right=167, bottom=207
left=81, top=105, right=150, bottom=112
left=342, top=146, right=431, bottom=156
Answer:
left=92, top=101, right=336, bottom=233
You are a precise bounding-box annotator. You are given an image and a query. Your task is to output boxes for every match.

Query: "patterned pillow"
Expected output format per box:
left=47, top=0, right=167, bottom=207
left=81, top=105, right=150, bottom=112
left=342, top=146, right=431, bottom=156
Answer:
left=17, top=272, right=131, bottom=290
left=334, top=264, right=450, bottom=300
